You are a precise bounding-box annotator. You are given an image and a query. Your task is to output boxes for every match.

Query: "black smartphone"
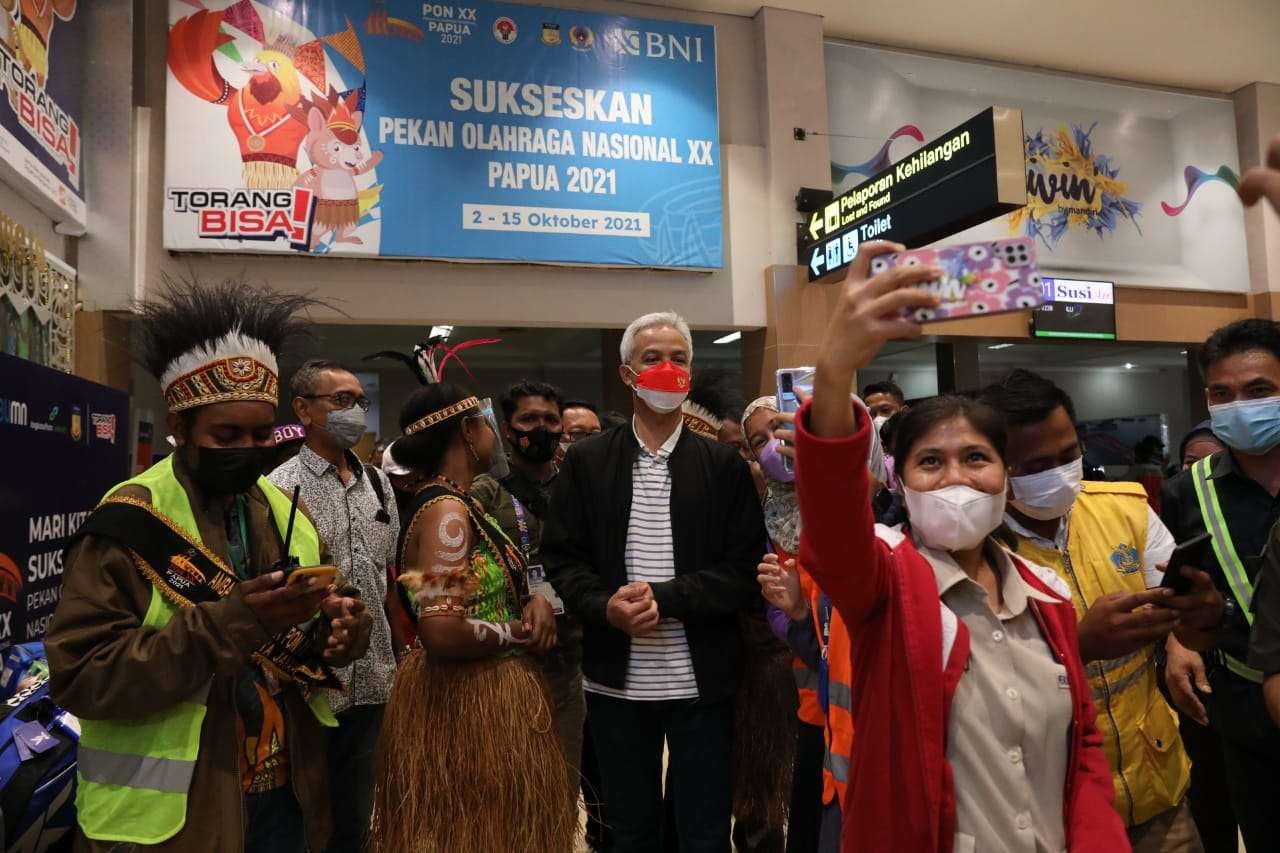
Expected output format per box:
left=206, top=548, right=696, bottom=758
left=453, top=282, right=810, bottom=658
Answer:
left=1160, top=532, right=1214, bottom=595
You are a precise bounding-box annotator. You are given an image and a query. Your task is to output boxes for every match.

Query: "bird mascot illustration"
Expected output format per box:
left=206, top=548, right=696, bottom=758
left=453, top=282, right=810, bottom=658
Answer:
left=0, top=0, right=76, bottom=87
left=168, top=1, right=363, bottom=190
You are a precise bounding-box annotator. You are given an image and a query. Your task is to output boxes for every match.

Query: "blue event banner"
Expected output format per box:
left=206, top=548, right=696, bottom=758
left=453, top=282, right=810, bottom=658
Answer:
left=0, top=354, right=129, bottom=643
left=163, top=0, right=722, bottom=269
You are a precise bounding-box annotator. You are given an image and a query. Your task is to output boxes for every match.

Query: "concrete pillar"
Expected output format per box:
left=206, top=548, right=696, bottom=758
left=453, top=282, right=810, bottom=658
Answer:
left=1233, top=82, right=1280, bottom=319
left=935, top=342, right=981, bottom=393
left=754, top=7, right=831, bottom=266
left=740, top=8, right=832, bottom=394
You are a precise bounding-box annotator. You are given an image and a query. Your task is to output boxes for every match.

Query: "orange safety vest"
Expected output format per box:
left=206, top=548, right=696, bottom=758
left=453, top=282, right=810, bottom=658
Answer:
left=791, top=556, right=825, bottom=728
left=810, top=570, right=854, bottom=808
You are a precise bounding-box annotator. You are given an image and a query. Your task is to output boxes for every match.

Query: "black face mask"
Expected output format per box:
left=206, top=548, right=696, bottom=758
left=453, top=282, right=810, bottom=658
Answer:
left=186, top=445, right=275, bottom=496
left=509, top=426, right=562, bottom=464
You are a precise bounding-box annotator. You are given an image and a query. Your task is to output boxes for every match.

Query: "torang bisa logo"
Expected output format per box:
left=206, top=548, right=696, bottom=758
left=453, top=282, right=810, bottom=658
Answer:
left=168, top=188, right=315, bottom=251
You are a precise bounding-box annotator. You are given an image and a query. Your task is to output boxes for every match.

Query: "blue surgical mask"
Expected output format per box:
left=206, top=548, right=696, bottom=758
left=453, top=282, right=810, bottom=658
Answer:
left=1209, top=397, right=1280, bottom=456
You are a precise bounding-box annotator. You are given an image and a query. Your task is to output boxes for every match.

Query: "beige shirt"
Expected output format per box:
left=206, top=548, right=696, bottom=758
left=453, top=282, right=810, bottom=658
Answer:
left=919, top=540, right=1074, bottom=853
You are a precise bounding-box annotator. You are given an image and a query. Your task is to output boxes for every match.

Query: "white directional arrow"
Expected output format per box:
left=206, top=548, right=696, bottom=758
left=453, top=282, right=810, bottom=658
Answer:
left=808, top=212, right=823, bottom=241
left=810, top=246, right=825, bottom=277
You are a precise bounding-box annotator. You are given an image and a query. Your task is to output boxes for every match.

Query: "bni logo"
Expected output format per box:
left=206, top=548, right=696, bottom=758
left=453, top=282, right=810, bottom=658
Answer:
left=602, top=26, right=705, bottom=62
left=0, top=399, right=28, bottom=427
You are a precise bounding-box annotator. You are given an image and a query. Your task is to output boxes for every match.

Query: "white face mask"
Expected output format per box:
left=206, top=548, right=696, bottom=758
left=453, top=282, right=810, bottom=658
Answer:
left=902, top=482, right=1007, bottom=552
left=1009, top=458, right=1084, bottom=521
left=872, top=415, right=889, bottom=432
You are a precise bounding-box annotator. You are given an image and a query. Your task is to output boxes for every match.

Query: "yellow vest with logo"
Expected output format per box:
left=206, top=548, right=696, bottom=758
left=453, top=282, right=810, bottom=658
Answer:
left=75, top=455, right=335, bottom=845
left=1013, top=481, right=1190, bottom=827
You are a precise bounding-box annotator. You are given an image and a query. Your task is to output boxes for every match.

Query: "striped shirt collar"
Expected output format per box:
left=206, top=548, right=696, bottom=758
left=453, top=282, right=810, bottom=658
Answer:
left=632, top=416, right=682, bottom=459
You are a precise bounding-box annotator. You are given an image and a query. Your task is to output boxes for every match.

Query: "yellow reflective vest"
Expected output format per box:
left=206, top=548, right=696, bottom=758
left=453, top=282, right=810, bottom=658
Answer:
left=1012, top=481, right=1191, bottom=827
left=75, top=456, right=334, bottom=845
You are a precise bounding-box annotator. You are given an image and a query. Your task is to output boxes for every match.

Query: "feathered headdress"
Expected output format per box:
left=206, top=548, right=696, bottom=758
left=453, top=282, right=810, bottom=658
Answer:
left=682, top=367, right=741, bottom=439
left=364, top=331, right=500, bottom=386
left=136, top=272, right=319, bottom=413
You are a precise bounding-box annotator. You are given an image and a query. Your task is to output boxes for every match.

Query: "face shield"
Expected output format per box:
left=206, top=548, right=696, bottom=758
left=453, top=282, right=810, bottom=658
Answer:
left=476, top=398, right=510, bottom=480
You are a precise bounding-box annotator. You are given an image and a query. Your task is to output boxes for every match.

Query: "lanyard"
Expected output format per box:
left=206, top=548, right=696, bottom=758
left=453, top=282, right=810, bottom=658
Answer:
left=510, top=494, right=534, bottom=561
left=817, top=591, right=832, bottom=712
left=227, top=495, right=252, bottom=580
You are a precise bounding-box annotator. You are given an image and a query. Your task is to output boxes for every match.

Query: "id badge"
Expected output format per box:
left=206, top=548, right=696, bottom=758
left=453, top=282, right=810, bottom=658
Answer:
left=526, top=563, right=565, bottom=616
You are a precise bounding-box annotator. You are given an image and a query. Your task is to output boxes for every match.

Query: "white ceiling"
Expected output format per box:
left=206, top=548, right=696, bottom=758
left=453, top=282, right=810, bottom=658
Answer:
left=642, top=0, right=1280, bottom=92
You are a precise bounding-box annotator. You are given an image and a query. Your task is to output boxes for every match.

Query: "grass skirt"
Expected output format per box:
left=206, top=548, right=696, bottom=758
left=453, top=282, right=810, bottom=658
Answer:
left=372, top=649, right=577, bottom=852
left=731, top=613, right=799, bottom=832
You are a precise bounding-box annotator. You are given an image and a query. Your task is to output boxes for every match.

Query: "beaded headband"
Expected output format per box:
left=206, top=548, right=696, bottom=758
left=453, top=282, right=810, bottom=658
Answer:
left=403, top=395, right=480, bottom=436
left=681, top=402, right=721, bottom=439
left=164, top=355, right=279, bottom=413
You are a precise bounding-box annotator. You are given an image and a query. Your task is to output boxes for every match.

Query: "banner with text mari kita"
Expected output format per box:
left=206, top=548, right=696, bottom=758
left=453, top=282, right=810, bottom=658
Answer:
left=164, top=0, right=722, bottom=269
left=0, top=354, right=129, bottom=642
left=0, top=1, right=83, bottom=228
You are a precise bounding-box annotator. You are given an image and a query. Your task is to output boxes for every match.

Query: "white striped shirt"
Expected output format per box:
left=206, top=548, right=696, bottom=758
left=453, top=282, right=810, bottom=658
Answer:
left=584, top=420, right=700, bottom=701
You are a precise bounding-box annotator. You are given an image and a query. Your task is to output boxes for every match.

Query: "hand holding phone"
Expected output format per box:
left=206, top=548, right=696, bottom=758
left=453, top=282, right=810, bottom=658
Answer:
left=775, top=368, right=815, bottom=472
left=867, top=238, right=1043, bottom=324
left=1157, top=533, right=1225, bottom=630
left=1160, top=533, right=1214, bottom=595
left=241, top=571, right=329, bottom=636
left=285, top=564, right=338, bottom=587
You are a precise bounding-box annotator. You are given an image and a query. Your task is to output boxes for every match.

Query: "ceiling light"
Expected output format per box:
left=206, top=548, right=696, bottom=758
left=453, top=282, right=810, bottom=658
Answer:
left=986, top=343, right=1015, bottom=350
left=1180, top=350, right=1188, bottom=355
left=429, top=325, right=453, bottom=339
left=713, top=331, right=741, bottom=344
left=1124, top=362, right=1135, bottom=369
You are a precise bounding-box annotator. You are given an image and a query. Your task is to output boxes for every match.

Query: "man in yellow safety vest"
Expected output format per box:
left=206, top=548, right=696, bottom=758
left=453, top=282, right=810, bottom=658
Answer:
left=46, top=276, right=372, bottom=852
left=981, top=370, right=1223, bottom=852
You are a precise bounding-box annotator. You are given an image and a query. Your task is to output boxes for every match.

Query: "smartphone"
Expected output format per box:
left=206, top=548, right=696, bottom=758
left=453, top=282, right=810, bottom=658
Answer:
left=284, top=564, right=338, bottom=587
left=776, top=367, right=815, bottom=473
left=1159, top=533, right=1214, bottom=595
left=867, top=238, right=1044, bottom=323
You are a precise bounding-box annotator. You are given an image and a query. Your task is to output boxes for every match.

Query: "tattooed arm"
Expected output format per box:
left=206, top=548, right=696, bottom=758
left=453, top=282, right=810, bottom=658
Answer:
left=399, top=497, right=530, bottom=659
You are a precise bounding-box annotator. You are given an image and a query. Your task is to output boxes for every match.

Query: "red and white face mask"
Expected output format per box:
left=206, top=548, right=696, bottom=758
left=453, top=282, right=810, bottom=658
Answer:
left=627, top=361, right=691, bottom=414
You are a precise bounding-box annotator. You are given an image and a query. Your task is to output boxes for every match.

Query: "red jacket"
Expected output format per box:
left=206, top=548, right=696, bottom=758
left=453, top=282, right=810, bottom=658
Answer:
left=793, top=403, right=1127, bottom=853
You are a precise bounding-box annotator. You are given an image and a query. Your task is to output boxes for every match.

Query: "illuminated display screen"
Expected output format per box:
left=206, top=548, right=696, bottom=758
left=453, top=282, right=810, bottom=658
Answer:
left=1033, top=278, right=1116, bottom=340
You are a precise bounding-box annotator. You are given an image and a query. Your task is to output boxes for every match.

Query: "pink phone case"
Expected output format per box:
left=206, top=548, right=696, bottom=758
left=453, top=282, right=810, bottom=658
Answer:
left=869, top=238, right=1043, bottom=323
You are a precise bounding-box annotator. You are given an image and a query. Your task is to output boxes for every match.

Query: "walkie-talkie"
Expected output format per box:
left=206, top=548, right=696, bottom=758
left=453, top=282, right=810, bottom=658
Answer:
left=275, top=484, right=338, bottom=587
left=273, top=485, right=303, bottom=579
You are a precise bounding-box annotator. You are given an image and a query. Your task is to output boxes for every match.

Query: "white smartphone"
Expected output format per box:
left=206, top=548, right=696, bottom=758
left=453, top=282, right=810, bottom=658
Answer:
left=775, top=367, right=815, bottom=472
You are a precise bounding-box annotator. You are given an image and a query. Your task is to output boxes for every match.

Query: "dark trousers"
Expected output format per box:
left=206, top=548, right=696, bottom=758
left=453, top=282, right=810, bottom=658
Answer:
left=323, top=703, right=385, bottom=853
left=582, top=713, right=611, bottom=851
left=1207, top=667, right=1280, bottom=853
left=586, top=692, right=734, bottom=853
left=1180, top=712, right=1239, bottom=853
left=787, top=721, right=826, bottom=853
left=244, top=786, right=305, bottom=853
left=817, top=800, right=842, bottom=853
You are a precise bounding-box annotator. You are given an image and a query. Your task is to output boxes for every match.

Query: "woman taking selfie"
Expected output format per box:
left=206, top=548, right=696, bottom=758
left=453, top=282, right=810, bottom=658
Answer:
left=769, top=242, right=1126, bottom=853
left=372, top=383, right=573, bottom=852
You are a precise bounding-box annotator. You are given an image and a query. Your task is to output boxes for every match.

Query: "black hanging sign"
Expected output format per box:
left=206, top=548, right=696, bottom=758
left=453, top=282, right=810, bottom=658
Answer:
left=799, top=107, right=1027, bottom=282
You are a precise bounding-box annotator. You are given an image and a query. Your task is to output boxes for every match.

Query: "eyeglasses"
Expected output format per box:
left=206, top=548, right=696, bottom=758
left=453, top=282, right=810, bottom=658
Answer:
left=302, top=392, right=371, bottom=412
left=564, top=429, right=601, bottom=443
